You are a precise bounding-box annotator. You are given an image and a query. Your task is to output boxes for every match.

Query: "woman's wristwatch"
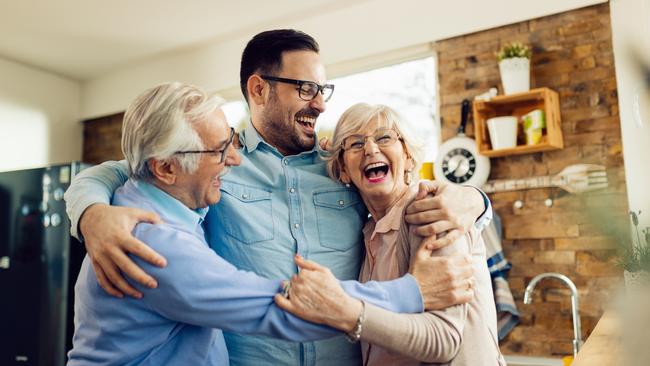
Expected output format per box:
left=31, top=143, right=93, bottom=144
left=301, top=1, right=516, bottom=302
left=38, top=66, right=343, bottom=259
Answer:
left=345, top=300, right=366, bottom=343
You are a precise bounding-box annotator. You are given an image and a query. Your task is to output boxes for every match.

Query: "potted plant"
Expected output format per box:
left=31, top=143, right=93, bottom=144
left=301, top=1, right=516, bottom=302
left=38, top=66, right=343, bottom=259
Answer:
left=618, top=211, right=650, bottom=288
left=497, top=42, right=532, bottom=95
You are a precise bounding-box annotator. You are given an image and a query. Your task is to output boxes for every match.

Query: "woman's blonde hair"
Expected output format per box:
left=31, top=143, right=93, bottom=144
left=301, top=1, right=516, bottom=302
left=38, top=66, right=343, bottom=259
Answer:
left=325, top=103, right=424, bottom=184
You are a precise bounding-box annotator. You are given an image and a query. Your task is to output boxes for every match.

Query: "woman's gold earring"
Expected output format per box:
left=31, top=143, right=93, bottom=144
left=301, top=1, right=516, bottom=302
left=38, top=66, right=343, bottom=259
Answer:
left=404, top=169, right=413, bottom=185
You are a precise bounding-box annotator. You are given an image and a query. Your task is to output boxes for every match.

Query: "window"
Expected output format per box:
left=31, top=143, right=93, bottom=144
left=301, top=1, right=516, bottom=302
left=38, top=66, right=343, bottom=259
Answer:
left=221, top=100, right=250, bottom=132
left=221, top=55, right=440, bottom=161
left=319, top=56, right=439, bottom=161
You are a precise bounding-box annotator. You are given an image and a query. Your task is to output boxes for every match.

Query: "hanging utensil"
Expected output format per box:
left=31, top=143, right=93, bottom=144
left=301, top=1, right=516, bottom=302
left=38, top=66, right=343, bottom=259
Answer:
left=482, top=164, right=608, bottom=194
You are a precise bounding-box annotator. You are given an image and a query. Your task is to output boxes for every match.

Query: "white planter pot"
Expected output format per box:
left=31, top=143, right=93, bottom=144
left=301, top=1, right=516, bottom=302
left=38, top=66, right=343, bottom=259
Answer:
left=487, top=116, right=518, bottom=150
left=499, top=57, right=530, bottom=94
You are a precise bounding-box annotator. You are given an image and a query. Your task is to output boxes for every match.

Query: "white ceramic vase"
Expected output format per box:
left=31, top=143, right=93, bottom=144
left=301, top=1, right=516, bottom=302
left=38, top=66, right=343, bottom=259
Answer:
left=499, top=57, right=530, bottom=94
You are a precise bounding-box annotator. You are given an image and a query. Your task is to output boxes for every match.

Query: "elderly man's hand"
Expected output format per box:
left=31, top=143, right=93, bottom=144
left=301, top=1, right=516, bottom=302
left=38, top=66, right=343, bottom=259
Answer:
left=318, top=137, right=332, bottom=151
left=80, top=203, right=165, bottom=299
left=274, top=255, right=362, bottom=332
left=409, top=242, right=474, bottom=310
left=405, top=180, right=485, bottom=250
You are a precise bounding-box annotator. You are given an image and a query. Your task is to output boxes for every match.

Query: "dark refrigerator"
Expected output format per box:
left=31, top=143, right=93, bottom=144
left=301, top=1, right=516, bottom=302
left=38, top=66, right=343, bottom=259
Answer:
left=0, top=162, right=88, bottom=366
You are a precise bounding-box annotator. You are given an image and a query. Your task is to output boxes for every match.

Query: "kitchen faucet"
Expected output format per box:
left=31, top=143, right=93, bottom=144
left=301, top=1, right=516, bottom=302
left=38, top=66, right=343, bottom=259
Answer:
left=524, top=273, right=583, bottom=358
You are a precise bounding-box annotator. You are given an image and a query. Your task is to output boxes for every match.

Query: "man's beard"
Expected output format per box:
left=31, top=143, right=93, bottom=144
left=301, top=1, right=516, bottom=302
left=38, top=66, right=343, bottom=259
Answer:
left=260, top=94, right=318, bottom=155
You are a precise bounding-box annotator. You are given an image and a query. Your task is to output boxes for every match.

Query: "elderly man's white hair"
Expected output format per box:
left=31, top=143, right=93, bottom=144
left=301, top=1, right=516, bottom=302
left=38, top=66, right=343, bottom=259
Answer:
left=121, top=82, right=225, bottom=181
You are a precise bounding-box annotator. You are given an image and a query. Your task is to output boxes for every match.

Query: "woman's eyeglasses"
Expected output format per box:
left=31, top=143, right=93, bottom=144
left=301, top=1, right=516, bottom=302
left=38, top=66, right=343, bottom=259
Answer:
left=341, top=129, right=401, bottom=152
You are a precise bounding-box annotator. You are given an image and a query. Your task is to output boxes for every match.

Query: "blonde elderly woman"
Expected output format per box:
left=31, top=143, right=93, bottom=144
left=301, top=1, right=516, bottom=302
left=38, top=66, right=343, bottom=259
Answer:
left=276, top=103, right=506, bottom=366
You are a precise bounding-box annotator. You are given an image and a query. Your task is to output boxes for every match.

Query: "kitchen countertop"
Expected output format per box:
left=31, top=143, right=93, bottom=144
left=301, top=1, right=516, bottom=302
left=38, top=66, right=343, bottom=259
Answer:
left=572, top=310, right=620, bottom=366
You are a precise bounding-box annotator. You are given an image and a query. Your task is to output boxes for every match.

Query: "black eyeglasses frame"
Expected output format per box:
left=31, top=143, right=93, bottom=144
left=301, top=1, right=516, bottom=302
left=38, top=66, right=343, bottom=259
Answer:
left=260, top=75, right=335, bottom=102
left=174, top=127, right=235, bottom=164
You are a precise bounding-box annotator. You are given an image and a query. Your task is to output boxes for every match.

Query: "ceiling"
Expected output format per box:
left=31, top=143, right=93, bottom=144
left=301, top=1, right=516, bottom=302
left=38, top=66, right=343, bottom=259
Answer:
left=0, top=0, right=364, bottom=81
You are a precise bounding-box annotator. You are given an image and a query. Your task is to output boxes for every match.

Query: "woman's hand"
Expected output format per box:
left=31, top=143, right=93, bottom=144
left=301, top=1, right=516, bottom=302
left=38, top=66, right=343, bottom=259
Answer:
left=80, top=203, right=165, bottom=299
left=274, top=255, right=362, bottom=332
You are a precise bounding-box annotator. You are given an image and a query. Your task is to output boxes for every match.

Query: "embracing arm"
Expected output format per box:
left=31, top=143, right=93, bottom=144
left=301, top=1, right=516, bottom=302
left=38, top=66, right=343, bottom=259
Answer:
left=338, top=274, right=423, bottom=314
left=361, top=302, right=466, bottom=363
left=65, top=160, right=129, bottom=239
left=405, top=180, right=492, bottom=250
left=64, top=160, right=165, bottom=298
left=357, top=227, right=475, bottom=363
left=132, top=224, right=339, bottom=342
left=277, top=235, right=475, bottom=363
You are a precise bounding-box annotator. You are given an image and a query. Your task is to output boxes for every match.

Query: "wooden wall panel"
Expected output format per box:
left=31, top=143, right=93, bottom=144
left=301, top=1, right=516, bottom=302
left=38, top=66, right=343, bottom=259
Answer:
left=436, top=3, right=626, bottom=358
left=82, top=112, right=124, bottom=164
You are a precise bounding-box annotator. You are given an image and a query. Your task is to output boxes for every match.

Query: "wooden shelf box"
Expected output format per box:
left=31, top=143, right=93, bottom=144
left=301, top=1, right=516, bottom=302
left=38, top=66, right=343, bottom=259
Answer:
left=473, top=87, right=563, bottom=157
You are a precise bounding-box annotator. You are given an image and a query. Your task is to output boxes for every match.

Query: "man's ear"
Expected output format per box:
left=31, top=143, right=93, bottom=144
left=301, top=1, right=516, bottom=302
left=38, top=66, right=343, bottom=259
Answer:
left=148, top=159, right=177, bottom=185
left=247, top=75, right=268, bottom=106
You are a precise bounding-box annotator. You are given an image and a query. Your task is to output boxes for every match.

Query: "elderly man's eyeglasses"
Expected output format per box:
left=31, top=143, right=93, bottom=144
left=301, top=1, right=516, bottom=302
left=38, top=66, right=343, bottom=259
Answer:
left=261, top=75, right=335, bottom=102
left=341, top=129, right=401, bottom=152
left=174, top=127, right=235, bottom=164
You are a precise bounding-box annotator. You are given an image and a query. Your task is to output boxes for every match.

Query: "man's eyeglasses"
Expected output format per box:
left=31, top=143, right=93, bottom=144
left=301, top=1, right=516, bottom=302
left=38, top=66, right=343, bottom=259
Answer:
left=341, top=129, right=401, bottom=152
left=174, top=127, right=235, bottom=164
left=260, top=75, right=335, bottom=102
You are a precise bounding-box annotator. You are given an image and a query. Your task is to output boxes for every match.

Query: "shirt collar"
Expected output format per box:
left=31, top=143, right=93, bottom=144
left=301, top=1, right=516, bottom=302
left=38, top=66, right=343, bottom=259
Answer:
left=130, top=179, right=208, bottom=230
left=241, top=120, right=323, bottom=157
left=370, top=187, right=417, bottom=236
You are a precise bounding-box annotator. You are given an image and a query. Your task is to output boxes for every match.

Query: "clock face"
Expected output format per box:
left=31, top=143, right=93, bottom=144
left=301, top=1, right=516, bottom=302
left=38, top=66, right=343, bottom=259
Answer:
left=441, top=148, right=476, bottom=184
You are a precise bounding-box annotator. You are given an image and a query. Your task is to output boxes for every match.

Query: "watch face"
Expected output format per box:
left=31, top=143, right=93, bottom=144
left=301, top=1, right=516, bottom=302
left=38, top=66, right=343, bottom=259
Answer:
left=441, top=148, right=476, bottom=184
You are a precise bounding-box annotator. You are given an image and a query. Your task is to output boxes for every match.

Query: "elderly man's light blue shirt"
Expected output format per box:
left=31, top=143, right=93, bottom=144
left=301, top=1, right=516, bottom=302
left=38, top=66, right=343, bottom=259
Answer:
left=67, top=179, right=424, bottom=366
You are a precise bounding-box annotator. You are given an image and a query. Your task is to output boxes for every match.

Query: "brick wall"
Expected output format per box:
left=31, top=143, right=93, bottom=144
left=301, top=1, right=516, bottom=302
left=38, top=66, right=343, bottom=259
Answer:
left=82, top=112, right=124, bottom=164
left=436, top=3, right=626, bottom=357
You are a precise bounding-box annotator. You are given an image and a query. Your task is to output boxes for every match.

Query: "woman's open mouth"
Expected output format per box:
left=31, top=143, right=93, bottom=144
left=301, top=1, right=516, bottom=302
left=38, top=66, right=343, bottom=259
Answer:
left=364, top=162, right=390, bottom=183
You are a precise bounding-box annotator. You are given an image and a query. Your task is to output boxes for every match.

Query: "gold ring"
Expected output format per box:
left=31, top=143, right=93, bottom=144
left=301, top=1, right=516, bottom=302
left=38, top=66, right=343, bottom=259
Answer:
left=282, top=281, right=291, bottom=299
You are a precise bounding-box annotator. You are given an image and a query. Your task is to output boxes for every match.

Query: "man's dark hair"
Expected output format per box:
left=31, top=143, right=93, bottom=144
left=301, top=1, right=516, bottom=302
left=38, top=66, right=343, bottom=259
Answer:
left=240, top=29, right=319, bottom=103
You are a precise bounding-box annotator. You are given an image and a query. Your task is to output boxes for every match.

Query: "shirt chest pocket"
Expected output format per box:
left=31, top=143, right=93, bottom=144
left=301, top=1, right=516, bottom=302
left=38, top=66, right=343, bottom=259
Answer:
left=313, top=188, right=364, bottom=251
left=217, top=182, right=274, bottom=244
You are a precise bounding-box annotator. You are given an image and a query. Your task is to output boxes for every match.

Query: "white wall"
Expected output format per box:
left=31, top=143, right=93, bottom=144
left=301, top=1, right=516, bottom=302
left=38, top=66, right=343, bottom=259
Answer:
left=610, top=0, right=650, bottom=230
left=0, top=57, right=81, bottom=172
left=81, top=0, right=605, bottom=119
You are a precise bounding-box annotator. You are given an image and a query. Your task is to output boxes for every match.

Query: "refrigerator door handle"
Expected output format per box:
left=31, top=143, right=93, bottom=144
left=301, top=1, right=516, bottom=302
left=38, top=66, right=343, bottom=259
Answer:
left=0, top=256, right=9, bottom=269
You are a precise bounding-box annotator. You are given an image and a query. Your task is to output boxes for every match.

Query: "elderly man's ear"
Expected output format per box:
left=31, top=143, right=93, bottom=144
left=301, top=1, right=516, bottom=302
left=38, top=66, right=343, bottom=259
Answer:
left=148, top=159, right=178, bottom=185
left=247, top=75, right=270, bottom=106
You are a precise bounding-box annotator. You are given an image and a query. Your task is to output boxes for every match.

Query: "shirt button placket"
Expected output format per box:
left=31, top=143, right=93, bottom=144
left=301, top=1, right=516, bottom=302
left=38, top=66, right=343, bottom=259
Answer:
left=284, top=158, right=303, bottom=255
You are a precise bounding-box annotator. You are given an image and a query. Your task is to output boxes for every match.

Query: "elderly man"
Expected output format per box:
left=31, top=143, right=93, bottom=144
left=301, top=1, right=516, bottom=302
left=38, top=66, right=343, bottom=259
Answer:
left=65, top=30, right=491, bottom=365
left=67, top=82, right=442, bottom=365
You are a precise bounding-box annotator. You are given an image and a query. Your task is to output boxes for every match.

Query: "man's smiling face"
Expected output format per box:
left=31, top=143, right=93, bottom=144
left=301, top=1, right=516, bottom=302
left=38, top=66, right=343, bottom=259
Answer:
left=259, top=50, right=328, bottom=156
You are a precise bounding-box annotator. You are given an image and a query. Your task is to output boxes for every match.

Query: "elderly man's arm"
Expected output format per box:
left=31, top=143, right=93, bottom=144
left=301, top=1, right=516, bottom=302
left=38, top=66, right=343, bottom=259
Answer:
left=64, top=160, right=165, bottom=299
left=131, top=224, right=426, bottom=341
